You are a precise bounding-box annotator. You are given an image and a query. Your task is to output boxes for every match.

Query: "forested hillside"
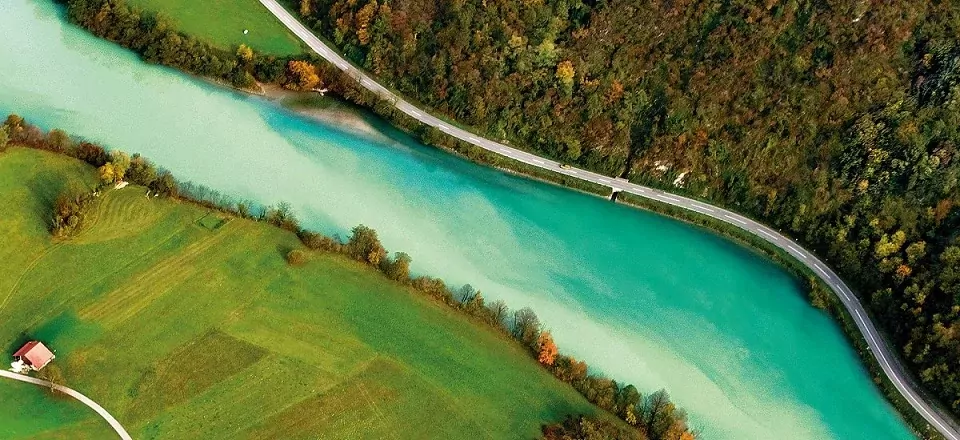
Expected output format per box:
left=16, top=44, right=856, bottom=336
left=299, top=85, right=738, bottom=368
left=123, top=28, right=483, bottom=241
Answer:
left=294, top=0, right=960, bottom=416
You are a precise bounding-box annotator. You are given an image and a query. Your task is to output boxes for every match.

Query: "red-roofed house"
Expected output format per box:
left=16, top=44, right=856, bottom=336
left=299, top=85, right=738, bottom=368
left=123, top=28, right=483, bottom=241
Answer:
left=13, top=341, right=55, bottom=371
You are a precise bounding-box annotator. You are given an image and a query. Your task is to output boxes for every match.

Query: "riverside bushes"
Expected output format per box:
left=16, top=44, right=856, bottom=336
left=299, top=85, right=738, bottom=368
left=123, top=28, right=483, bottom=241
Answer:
left=58, top=0, right=321, bottom=91
left=51, top=184, right=94, bottom=238
left=61, top=0, right=235, bottom=81
left=7, top=113, right=695, bottom=439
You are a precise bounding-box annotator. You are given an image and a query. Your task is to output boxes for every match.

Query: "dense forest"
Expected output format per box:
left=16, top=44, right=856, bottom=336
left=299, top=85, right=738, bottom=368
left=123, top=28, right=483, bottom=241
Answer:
left=294, top=0, right=960, bottom=420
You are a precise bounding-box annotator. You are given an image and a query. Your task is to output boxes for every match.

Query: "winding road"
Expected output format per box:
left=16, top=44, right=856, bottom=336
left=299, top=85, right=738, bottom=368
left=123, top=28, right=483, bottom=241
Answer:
left=0, top=370, right=132, bottom=439
left=257, top=0, right=960, bottom=437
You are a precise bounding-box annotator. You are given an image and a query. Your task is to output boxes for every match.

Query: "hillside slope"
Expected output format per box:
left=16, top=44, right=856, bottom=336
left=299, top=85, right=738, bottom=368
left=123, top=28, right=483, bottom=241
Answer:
left=0, top=147, right=597, bottom=439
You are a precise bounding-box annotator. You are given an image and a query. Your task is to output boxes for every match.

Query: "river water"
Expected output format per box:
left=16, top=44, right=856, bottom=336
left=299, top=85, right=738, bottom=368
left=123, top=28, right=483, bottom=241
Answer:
left=0, top=1, right=914, bottom=438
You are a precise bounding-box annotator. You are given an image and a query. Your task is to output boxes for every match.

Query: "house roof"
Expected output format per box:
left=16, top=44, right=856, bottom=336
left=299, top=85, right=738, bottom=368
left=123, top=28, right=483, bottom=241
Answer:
left=13, top=341, right=54, bottom=367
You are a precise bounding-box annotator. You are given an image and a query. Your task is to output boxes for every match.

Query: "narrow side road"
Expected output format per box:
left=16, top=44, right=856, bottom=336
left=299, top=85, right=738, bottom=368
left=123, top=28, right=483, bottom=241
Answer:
left=258, top=0, right=960, bottom=437
left=0, top=370, right=132, bottom=440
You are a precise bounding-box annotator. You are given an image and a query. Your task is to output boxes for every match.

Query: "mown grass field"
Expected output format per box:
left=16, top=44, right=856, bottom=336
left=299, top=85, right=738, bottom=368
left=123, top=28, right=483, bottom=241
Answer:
left=0, top=148, right=597, bottom=439
left=0, top=380, right=115, bottom=439
left=124, top=0, right=304, bottom=55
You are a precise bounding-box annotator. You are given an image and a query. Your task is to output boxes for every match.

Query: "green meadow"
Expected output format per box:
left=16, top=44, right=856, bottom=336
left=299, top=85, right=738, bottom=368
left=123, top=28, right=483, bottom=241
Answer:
left=0, top=148, right=597, bottom=439
left=0, top=380, right=115, bottom=439
left=124, top=0, right=304, bottom=55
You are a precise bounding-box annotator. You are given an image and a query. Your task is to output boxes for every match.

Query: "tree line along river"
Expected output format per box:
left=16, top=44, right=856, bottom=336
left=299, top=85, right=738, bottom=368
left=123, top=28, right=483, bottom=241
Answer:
left=0, top=0, right=915, bottom=438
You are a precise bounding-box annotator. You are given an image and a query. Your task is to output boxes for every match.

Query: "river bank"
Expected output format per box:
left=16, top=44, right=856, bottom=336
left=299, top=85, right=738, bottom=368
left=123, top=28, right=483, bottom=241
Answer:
left=206, top=53, right=945, bottom=440
left=238, top=76, right=941, bottom=439
left=252, top=61, right=948, bottom=440
left=259, top=84, right=386, bottom=139
left=1, top=1, right=920, bottom=437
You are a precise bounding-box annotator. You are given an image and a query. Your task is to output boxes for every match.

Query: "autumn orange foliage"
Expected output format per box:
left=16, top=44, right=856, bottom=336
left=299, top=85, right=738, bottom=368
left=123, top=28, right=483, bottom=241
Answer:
left=285, top=60, right=321, bottom=91
left=537, top=331, right=558, bottom=366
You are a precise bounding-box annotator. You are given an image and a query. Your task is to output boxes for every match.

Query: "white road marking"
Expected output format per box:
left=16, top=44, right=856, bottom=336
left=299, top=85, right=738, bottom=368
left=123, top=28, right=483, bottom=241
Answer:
left=723, top=214, right=747, bottom=225
left=597, top=178, right=610, bottom=184
left=691, top=202, right=715, bottom=212
left=814, top=264, right=829, bottom=278
left=658, top=194, right=681, bottom=202
left=468, top=137, right=480, bottom=143
left=759, top=229, right=778, bottom=241
left=532, top=159, right=544, bottom=165
left=438, top=124, right=449, bottom=131
left=410, top=110, right=421, bottom=117
left=788, top=245, right=806, bottom=258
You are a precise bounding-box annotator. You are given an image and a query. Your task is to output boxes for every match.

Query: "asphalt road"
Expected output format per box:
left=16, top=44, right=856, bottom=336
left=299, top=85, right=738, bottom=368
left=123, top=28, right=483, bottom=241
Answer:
left=258, top=0, right=960, bottom=437
left=0, top=369, right=132, bottom=439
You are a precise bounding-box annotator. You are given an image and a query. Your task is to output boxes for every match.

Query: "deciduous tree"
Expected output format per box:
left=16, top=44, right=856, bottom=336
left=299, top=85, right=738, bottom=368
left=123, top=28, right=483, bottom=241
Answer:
left=555, top=60, right=574, bottom=95
left=512, top=307, right=541, bottom=349
left=346, top=224, right=386, bottom=265
left=46, top=129, right=72, bottom=152
left=285, top=60, right=321, bottom=91
left=537, top=331, right=558, bottom=366
left=236, top=44, right=254, bottom=63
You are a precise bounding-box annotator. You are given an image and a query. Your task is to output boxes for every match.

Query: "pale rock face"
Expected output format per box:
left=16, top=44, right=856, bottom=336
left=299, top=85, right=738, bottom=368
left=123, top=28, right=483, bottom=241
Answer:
left=673, top=171, right=689, bottom=187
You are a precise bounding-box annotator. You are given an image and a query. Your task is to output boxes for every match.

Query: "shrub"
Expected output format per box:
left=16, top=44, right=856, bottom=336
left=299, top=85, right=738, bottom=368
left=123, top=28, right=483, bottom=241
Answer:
left=72, top=142, right=109, bottom=167
left=411, top=276, right=453, bottom=304
left=286, top=249, right=307, bottom=266
left=36, top=364, right=66, bottom=396
left=285, top=60, right=321, bottom=91
left=266, top=202, right=299, bottom=231
left=46, top=129, right=72, bottom=152
left=127, top=154, right=158, bottom=186
left=345, top=224, right=386, bottom=265
left=298, top=229, right=341, bottom=252
left=148, top=170, right=178, bottom=197
left=51, top=185, right=94, bottom=238
left=379, top=251, right=411, bottom=282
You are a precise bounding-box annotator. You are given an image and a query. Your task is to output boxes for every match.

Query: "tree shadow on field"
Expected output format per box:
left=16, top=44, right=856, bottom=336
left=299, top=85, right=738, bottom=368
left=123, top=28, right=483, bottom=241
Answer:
left=277, top=244, right=298, bottom=262
left=24, top=167, right=94, bottom=229
left=4, top=330, right=32, bottom=357
left=25, top=171, right=69, bottom=229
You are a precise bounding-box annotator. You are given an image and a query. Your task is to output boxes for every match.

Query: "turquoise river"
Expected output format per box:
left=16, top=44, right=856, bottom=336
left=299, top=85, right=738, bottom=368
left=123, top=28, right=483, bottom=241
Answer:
left=0, top=0, right=915, bottom=438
